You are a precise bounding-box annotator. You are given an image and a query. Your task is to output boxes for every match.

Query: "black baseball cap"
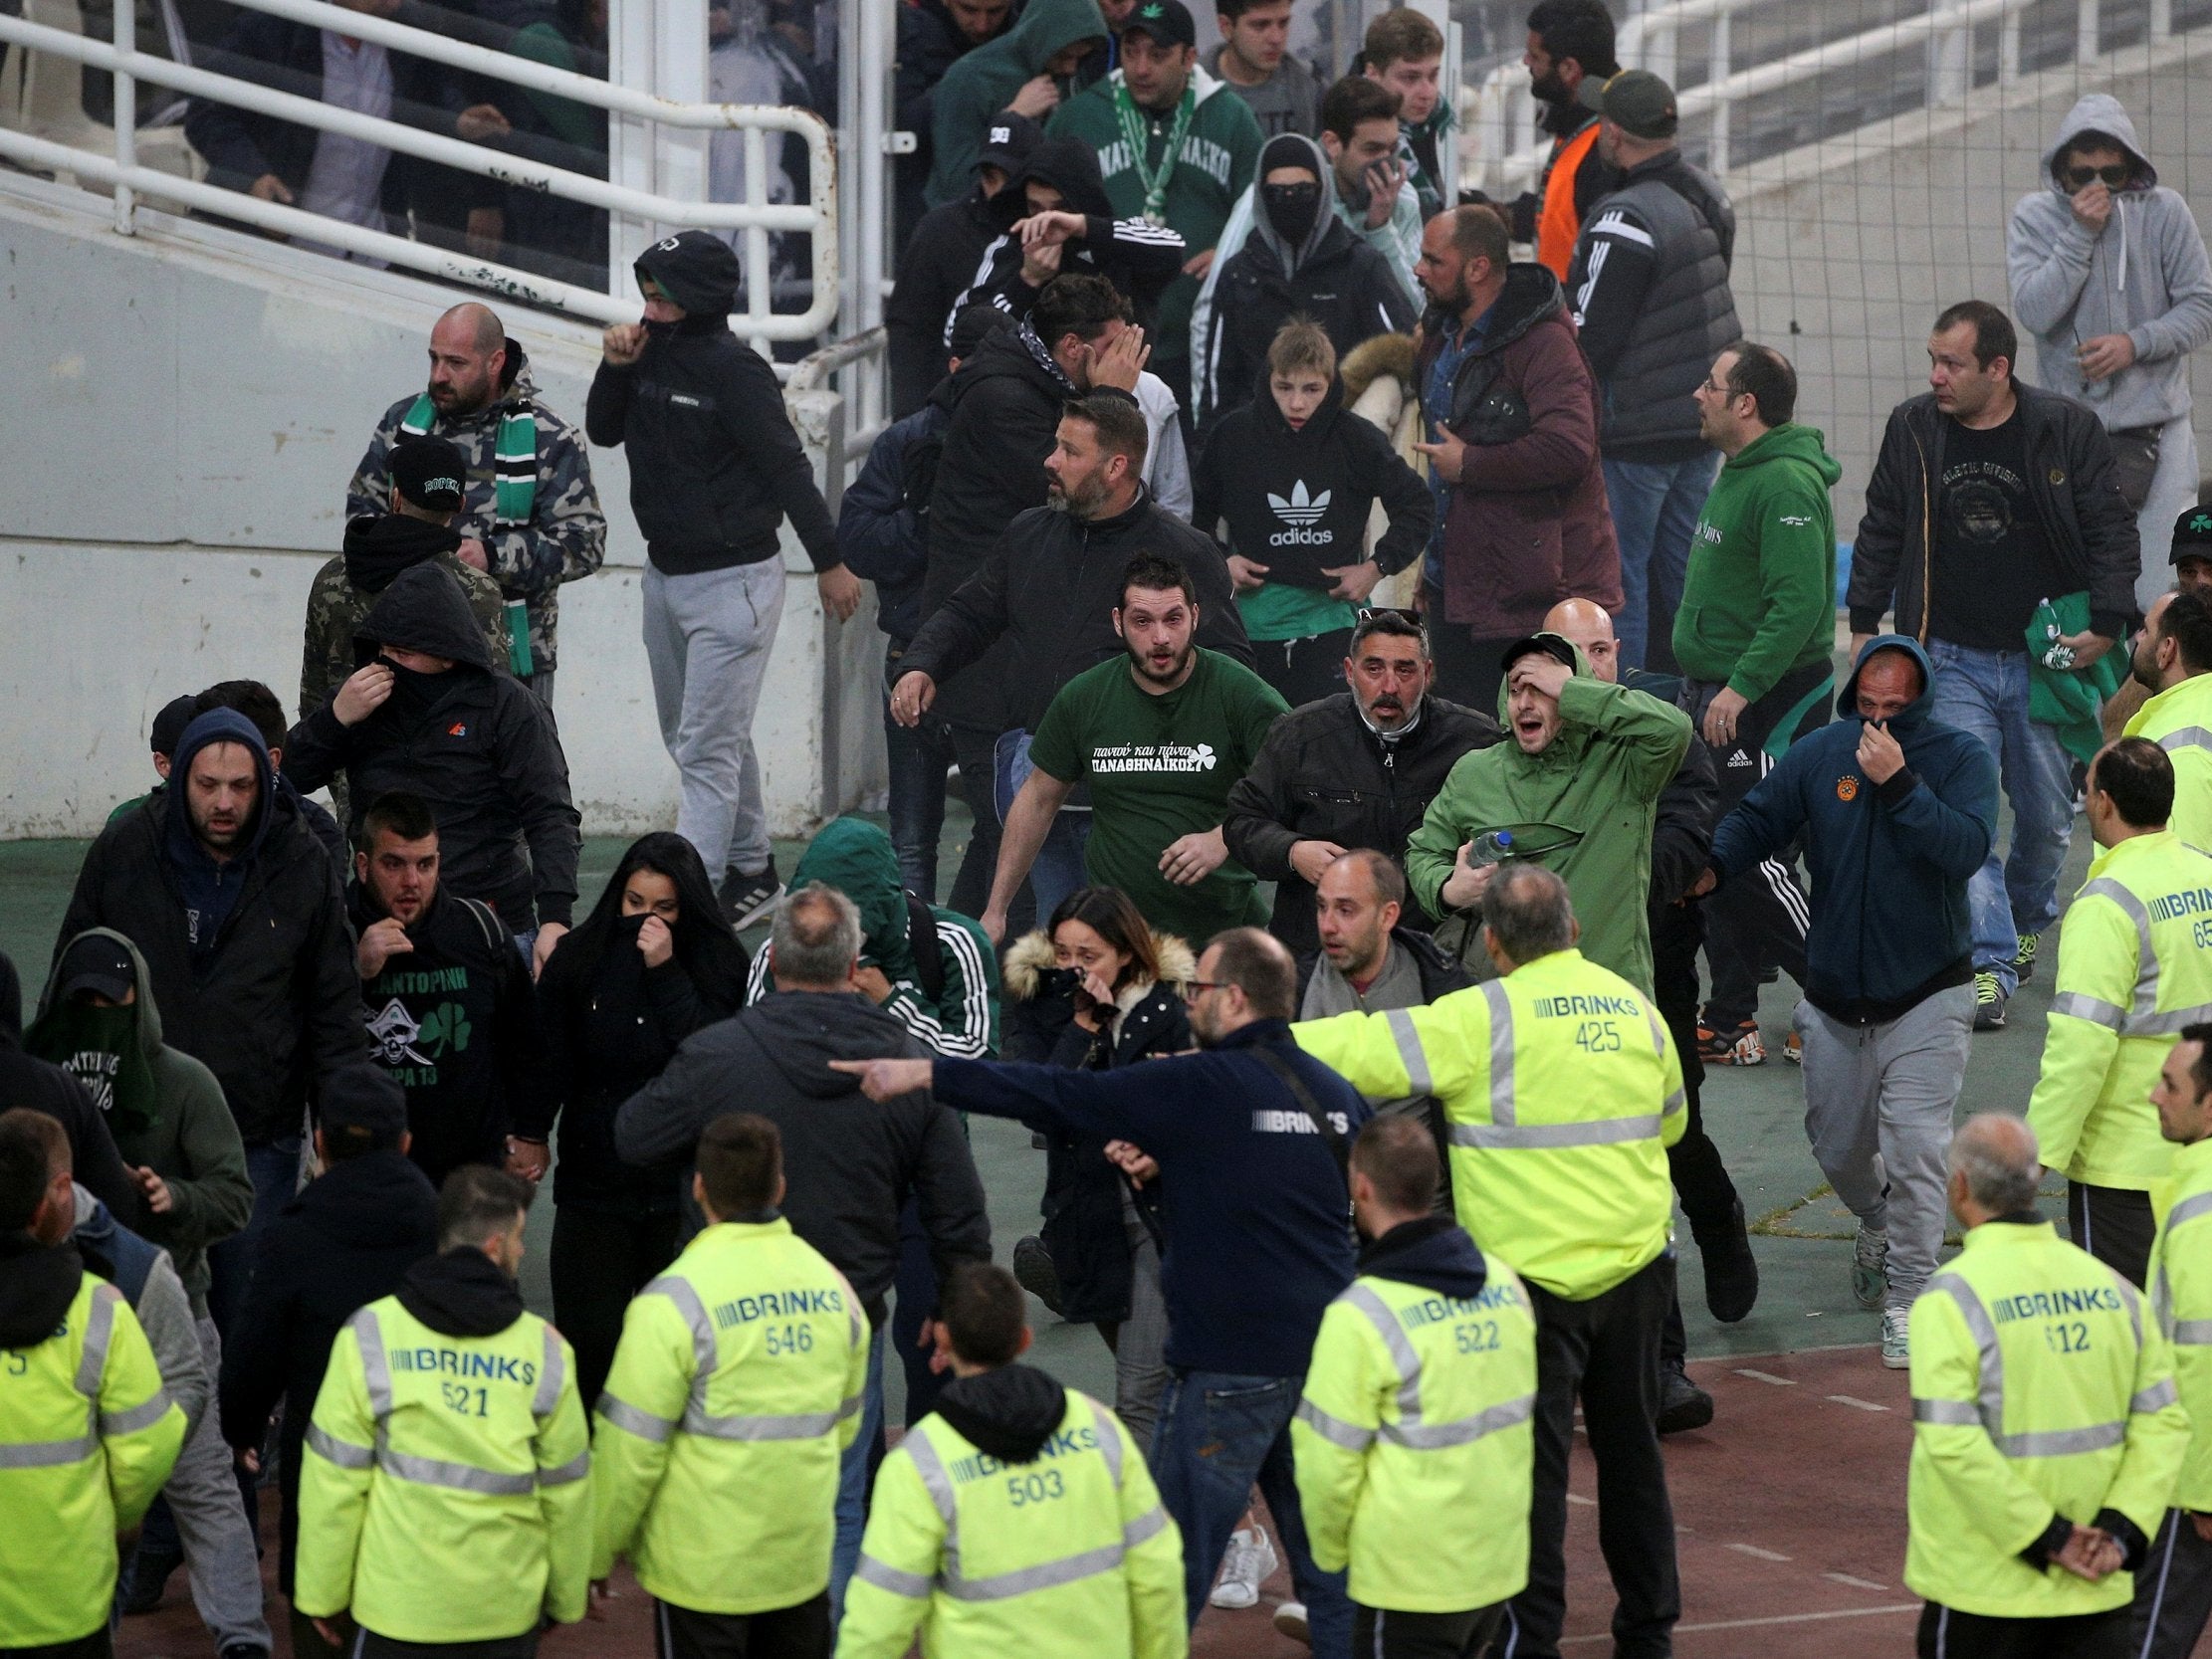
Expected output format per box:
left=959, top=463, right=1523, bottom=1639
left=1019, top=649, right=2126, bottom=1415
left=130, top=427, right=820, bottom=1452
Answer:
left=977, top=110, right=1042, bottom=176
left=1579, top=69, right=1678, bottom=140
left=2174, top=504, right=2212, bottom=565
left=55, top=934, right=134, bottom=1005
left=320, top=1064, right=409, bottom=1141
left=150, top=694, right=199, bottom=758
left=1497, top=633, right=1580, bottom=675
left=388, top=436, right=469, bottom=514
left=1122, top=0, right=1197, bottom=51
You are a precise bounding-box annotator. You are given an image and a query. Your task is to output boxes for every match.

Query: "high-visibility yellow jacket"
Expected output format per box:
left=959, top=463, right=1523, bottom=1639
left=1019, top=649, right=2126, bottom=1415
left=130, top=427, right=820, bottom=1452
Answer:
left=2149, top=1137, right=2212, bottom=1510
left=1293, top=947, right=1684, bottom=1300
left=295, top=1290, right=592, bottom=1642
left=2125, top=673, right=2212, bottom=850
left=2027, top=831, right=2212, bottom=1190
left=1905, top=1219, right=2188, bottom=1617
left=0, top=1270, right=185, bottom=1647
left=837, top=1380, right=1186, bottom=1659
left=591, top=1218, right=870, bottom=1613
left=1292, top=1244, right=1537, bottom=1612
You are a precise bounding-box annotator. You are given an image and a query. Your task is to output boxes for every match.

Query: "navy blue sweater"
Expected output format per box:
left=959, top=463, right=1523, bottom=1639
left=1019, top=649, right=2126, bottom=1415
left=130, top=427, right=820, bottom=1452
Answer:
left=1710, top=635, right=1996, bottom=1024
left=936, top=1019, right=1367, bottom=1377
left=836, top=403, right=944, bottom=646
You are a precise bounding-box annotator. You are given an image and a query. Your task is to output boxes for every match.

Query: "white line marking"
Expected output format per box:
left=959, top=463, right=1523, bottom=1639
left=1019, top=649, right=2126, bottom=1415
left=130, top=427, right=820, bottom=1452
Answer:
left=1559, top=1604, right=1920, bottom=1645
left=1825, top=1573, right=1889, bottom=1591
left=1734, top=1368, right=1797, bottom=1385
left=1825, top=1394, right=1890, bottom=1412
left=1566, top=1493, right=1596, bottom=1507
left=1724, top=1543, right=1792, bottom=1561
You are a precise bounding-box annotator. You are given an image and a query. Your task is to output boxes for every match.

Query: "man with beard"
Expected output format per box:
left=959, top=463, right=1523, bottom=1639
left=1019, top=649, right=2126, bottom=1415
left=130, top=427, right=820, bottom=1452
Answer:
left=1508, top=0, right=1621, bottom=279
left=2123, top=587, right=2212, bottom=845
left=976, top=551, right=1287, bottom=946
left=895, top=395, right=1252, bottom=923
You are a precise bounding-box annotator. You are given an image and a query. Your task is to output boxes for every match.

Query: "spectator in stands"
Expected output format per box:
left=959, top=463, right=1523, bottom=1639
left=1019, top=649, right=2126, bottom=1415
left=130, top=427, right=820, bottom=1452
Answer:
left=1224, top=608, right=1496, bottom=955
left=2126, top=588, right=2212, bottom=846
left=190, top=679, right=348, bottom=871
left=1510, top=0, right=1620, bottom=280
left=345, top=303, right=606, bottom=707
left=887, top=112, right=1038, bottom=416
left=1047, top=0, right=1264, bottom=419
left=1673, top=343, right=1839, bottom=1069
left=1360, top=8, right=1450, bottom=222
left=1696, top=637, right=1996, bottom=1368
left=110, top=698, right=201, bottom=833
left=2176, top=506, right=2212, bottom=596
left=897, top=0, right=1018, bottom=253
left=58, top=709, right=364, bottom=1337
left=218, top=1068, right=439, bottom=1658
left=507, top=833, right=750, bottom=1411
left=587, top=231, right=855, bottom=930
left=1850, top=300, right=2139, bottom=1030
left=1000, top=886, right=1193, bottom=1450
left=613, top=883, right=991, bottom=1616
left=0, top=950, right=144, bottom=1227
left=476, top=0, right=610, bottom=290
left=285, top=564, right=580, bottom=971
left=841, top=306, right=1011, bottom=898
left=925, top=0, right=1107, bottom=209
left=897, top=410, right=1253, bottom=926
left=1207, top=0, right=1324, bottom=138
left=1194, top=138, right=1416, bottom=433
left=2008, top=94, right=2212, bottom=613
left=1414, top=205, right=1619, bottom=709
left=1194, top=321, right=1432, bottom=703
left=1565, top=69, right=1740, bottom=673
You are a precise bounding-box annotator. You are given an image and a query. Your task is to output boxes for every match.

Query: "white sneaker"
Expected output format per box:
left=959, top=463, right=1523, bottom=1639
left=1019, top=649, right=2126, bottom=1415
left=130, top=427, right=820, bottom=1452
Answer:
left=1272, top=1600, right=1311, bottom=1644
left=1881, top=1306, right=1910, bottom=1369
left=1209, top=1527, right=1277, bottom=1609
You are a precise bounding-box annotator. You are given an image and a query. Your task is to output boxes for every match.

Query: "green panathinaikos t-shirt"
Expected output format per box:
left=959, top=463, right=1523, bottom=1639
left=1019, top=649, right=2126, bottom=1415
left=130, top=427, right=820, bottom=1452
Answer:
left=1026, top=648, right=1290, bottom=947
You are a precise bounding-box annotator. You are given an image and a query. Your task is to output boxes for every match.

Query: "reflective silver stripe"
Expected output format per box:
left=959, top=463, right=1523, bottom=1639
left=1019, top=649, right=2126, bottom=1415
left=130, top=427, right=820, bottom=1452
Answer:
left=1480, top=981, right=1515, bottom=1125
left=644, top=1275, right=717, bottom=1417
left=1912, top=1397, right=1983, bottom=1426
left=306, top=1423, right=375, bottom=1470
left=1381, top=1392, right=1535, bottom=1450
left=1386, top=1007, right=1434, bottom=1098
left=853, top=1553, right=932, bottom=1599
left=1930, top=1273, right=2005, bottom=1434
left=901, top=1428, right=962, bottom=1583
left=533, top=1326, right=562, bottom=1419
left=2123, top=1004, right=2212, bottom=1038
left=1993, top=1421, right=2127, bottom=1458
left=2133, top=1378, right=2181, bottom=1414
left=595, top=1393, right=678, bottom=1443
left=1341, top=1284, right=1422, bottom=1424
left=2117, top=1274, right=2146, bottom=1350
left=2050, top=991, right=2126, bottom=1031
left=536, top=1449, right=590, bottom=1487
left=2169, top=1191, right=2212, bottom=1230
left=75, top=1282, right=119, bottom=1399
left=1295, top=1397, right=1376, bottom=1452
left=1642, top=1003, right=1667, bottom=1059
left=350, top=1309, right=392, bottom=1421
left=1454, top=1115, right=1663, bottom=1150
left=680, top=1405, right=848, bottom=1441
left=2172, top=1320, right=2212, bottom=1346
left=846, top=1296, right=865, bottom=1357
left=1660, top=1089, right=1686, bottom=1121
left=2156, top=726, right=2212, bottom=758
left=100, top=1391, right=173, bottom=1436
left=2079, top=878, right=2159, bottom=1018
left=944, top=1540, right=1127, bottom=1602
left=1123, top=1505, right=1169, bottom=1548
left=376, top=1447, right=536, bottom=1496
left=0, top=1434, right=96, bottom=1467
left=1088, top=1395, right=1124, bottom=1488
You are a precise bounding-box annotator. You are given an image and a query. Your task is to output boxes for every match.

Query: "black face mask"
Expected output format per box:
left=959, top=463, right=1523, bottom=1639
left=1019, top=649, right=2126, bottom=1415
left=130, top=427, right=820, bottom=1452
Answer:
left=382, top=661, right=449, bottom=721
left=1262, top=182, right=1323, bottom=247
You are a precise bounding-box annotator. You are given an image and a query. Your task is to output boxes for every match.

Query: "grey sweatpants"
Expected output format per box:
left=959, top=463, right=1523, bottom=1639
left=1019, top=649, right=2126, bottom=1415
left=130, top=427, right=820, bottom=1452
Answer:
left=641, top=558, right=786, bottom=878
left=1795, top=985, right=1974, bottom=1311
left=174, top=1318, right=274, bottom=1654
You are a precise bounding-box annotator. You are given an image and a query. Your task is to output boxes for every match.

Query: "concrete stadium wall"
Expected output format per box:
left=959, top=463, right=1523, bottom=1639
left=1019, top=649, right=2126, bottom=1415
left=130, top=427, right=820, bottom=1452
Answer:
left=0, top=178, right=886, bottom=840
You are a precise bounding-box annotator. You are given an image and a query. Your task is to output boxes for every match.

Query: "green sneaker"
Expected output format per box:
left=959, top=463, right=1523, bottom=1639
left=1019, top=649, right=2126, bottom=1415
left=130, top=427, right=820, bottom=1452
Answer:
left=2012, top=933, right=2040, bottom=984
left=1852, top=1225, right=1888, bottom=1310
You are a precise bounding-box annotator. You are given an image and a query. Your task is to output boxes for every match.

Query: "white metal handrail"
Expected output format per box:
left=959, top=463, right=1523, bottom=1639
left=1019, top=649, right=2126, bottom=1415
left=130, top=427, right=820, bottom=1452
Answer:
left=0, top=0, right=837, bottom=337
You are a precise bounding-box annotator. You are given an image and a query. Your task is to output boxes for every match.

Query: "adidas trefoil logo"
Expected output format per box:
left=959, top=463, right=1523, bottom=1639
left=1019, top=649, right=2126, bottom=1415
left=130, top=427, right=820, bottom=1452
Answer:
left=1266, top=480, right=1335, bottom=547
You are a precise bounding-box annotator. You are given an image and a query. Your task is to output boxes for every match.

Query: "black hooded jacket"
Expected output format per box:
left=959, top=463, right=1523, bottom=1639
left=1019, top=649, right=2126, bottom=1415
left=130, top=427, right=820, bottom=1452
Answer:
left=218, top=1147, right=438, bottom=1592
left=903, top=487, right=1255, bottom=734
left=284, top=563, right=581, bottom=933
left=1358, top=1214, right=1491, bottom=1301
left=0, top=950, right=143, bottom=1225
left=933, top=1362, right=1071, bottom=1465
left=57, top=723, right=364, bottom=1147
left=0, top=1235, right=87, bottom=1350
left=396, top=1246, right=525, bottom=1337
left=889, top=187, right=1008, bottom=417
left=584, top=230, right=839, bottom=576
left=612, top=990, right=991, bottom=1322
left=342, top=513, right=465, bottom=594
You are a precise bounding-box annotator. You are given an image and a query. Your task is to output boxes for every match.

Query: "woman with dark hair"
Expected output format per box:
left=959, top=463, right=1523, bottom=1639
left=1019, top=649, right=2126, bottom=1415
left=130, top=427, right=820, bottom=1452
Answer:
left=508, top=831, right=750, bottom=1406
left=1000, top=887, right=1194, bottom=1452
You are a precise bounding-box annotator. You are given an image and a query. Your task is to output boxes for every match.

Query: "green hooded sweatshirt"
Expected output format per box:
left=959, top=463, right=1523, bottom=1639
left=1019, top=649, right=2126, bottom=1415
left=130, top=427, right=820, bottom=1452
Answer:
left=924, top=0, right=1109, bottom=208
left=759, top=817, right=1002, bottom=1059
left=1404, top=642, right=1692, bottom=994
left=1671, top=422, right=1843, bottom=706
left=1045, top=62, right=1264, bottom=363
left=29, top=928, right=253, bottom=1308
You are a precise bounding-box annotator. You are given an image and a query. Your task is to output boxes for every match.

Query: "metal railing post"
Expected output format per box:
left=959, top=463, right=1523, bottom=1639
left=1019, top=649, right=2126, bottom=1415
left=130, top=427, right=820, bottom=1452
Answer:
left=111, top=0, right=135, bottom=233
left=1706, top=9, right=1730, bottom=174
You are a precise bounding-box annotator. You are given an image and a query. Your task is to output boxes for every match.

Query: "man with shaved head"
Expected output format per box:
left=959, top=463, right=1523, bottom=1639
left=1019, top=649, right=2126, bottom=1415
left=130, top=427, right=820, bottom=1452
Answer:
left=347, top=301, right=606, bottom=708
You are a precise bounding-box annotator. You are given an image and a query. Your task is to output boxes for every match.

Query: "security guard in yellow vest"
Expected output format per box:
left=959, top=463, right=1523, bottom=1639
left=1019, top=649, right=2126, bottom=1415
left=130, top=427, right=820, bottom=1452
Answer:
left=2123, top=588, right=2212, bottom=849
left=1293, top=1115, right=1537, bottom=1658
left=0, top=1109, right=185, bottom=1654
left=592, top=1114, right=870, bottom=1658
left=1293, top=863, right=1684, bottom=1659
left=1906, top=1114, right=2187, bottom=1659
left=2129, top=1027, right=2212, bottom=1658
left=297, top=1166, right=590, bottom=1656
left=837, top=1261, right=1185, bottom=1659
left=2027, top=739, right=2212, bottom=1289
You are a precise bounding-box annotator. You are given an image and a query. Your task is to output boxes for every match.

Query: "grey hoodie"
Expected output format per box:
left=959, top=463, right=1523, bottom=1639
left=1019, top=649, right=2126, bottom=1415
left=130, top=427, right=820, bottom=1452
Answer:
left=2006, top=94, right=2212, bottom=431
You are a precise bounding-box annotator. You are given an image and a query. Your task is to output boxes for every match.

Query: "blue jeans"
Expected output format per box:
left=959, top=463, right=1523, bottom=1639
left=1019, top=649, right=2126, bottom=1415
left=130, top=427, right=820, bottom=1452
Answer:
left=829, top=1325, right=886, bottom=1624
left=882, top=685, right=957, bottom=903
left=994, top=729, right=1092, bottom=925
left=206, top=1134, right=305, bottom=1339
left=1152, top=1369, right=1351, bottom=1658
left=1602, top=453, right=1718, bottom=671
left=1925, top=641, right=2076, bottom=995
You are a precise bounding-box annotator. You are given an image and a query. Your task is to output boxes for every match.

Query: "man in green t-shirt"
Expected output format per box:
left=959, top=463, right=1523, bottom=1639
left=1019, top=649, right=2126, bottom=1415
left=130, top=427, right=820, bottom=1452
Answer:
left=985, top=551, right=1290, bottom=947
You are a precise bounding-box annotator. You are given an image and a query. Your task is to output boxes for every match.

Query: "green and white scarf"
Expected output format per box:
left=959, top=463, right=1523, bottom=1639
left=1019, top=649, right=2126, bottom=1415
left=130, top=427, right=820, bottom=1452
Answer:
left=400, top=394, right=539, bottom=676
left=1114, top=77, right=1197, bottom=225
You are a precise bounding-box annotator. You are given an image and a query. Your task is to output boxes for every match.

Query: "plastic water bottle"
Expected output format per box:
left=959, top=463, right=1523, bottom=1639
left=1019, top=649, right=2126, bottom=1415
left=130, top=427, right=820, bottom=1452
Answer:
left=1466, top=830, right=1514, bottom=867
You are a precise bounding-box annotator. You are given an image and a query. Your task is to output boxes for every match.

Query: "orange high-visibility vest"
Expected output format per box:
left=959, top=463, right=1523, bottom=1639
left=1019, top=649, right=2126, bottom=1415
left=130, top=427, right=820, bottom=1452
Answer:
left=1537, top=121, right=1603, bottom=280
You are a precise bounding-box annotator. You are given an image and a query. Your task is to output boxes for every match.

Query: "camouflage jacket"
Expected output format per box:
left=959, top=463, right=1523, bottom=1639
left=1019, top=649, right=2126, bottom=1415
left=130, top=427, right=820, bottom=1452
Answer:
left=300, top=549, right=511, bottom=721
left=343, top=343, right=606, bottom=674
